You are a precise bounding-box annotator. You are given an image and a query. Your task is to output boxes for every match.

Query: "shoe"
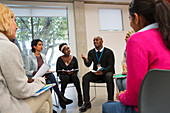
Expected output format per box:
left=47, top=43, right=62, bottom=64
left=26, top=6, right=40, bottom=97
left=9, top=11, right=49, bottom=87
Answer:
left=59, top=95, right=73, bottom=105
left=79, top=102, right=91, bottom=112
left=60, top=102, right=66, bottom=109
left=62, top=95, right=73, bottom=104
left=78, top=96, right=83, bottom=107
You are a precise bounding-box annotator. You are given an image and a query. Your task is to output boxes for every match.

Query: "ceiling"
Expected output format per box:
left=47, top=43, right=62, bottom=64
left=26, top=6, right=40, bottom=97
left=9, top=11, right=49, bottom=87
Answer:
left=3, top=0, right=131, bottom=4
left=85, top=0, right=131, bottom=2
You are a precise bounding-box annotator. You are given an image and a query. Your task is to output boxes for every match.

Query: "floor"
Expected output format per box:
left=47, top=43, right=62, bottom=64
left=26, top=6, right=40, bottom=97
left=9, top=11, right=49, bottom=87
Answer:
left=52, top=82, right=110, bottom=113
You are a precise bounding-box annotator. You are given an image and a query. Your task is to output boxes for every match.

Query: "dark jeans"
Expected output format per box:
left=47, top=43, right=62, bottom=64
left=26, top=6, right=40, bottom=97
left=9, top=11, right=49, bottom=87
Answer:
left=82, top=72, right=114, bottom=102
left=44, top=73, right=60, bottom=96
left=102, top=101, right=138, bottom=113
left=59, top=73, right=82, bottom=97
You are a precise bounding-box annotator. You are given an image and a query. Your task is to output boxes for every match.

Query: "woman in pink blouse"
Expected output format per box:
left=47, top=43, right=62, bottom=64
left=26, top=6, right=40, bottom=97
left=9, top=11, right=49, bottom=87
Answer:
left=102, top=0, right=170, bottom=113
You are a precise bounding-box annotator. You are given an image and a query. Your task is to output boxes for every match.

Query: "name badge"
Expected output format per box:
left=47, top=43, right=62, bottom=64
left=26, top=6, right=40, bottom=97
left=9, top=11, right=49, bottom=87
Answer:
left=97, top=64, right=101, bottom=70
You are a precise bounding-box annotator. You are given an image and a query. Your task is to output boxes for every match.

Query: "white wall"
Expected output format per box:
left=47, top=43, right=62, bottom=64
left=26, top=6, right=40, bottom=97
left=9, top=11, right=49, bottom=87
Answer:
left=84, top=3, right=132, bottom=73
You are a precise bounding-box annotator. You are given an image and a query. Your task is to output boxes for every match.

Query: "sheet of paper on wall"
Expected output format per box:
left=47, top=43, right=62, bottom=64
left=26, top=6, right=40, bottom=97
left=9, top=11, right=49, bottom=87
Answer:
left=32, top=63, right=50, bottom=79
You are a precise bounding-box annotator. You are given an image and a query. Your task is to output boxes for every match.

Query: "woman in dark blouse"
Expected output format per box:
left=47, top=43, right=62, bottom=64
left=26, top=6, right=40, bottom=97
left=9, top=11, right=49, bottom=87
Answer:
left=56, top=43, right=83, bottom=107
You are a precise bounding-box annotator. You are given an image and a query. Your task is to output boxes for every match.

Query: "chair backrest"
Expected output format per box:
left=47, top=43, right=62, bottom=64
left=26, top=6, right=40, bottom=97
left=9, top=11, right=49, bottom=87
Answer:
left=138, top=69, right=170, bottom=113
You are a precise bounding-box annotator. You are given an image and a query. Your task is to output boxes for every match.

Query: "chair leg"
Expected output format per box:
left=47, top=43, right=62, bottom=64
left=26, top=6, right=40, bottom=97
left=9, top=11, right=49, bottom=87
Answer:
left=90, top=83, right=97, bottom=102
left=53, top=90, right=59, bottom=108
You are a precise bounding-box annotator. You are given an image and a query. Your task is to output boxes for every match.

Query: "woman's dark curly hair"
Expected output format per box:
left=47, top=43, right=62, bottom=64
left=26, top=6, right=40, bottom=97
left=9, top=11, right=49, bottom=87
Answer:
left=59, top=43, right=67, bottom=52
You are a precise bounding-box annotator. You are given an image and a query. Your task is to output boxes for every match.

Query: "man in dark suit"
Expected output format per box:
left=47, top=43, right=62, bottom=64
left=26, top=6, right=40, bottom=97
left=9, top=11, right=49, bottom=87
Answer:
left=80, top=36, right=115, bottom=112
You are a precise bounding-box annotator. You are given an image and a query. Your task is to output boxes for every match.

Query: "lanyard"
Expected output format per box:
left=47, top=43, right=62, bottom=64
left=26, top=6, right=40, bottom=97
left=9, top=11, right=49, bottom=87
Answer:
left=95, top=48, right=104, bottom=63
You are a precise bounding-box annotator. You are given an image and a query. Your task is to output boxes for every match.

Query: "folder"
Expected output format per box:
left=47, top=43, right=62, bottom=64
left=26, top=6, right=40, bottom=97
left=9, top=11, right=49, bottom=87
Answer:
left=33, top=83, right=56, bottom=96
left=90, top=67, right=105, bottom=73
left=113, top=74, right=127, bottom=78
left=57, top=69, right=79, bottom=72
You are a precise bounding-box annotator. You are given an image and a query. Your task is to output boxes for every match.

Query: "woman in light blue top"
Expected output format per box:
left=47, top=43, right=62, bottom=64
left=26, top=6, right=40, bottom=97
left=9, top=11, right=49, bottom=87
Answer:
left=25, top=39, right=73, bottom=109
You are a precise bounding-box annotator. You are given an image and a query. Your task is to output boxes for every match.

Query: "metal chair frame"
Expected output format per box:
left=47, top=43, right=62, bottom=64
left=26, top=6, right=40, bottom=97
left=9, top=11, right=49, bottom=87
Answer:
left=90, top=80, right=106, bottom=102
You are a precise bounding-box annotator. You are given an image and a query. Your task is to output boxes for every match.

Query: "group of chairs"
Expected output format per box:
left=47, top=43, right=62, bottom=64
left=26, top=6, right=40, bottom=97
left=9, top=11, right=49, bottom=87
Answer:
left=52, top=69, right=170, bottom=113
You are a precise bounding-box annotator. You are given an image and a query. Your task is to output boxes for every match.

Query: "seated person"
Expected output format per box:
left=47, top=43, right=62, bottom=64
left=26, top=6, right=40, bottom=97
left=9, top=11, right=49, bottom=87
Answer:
left=116, top=30, right=135, bottom=92
left=116, top=51, right=127, bottom=92
left=0, top=3, right=52, bottom=113
left=80, top=36, right=115, bottom=112
left=25, top=39, right=72, bottom=109
left=102, top=0, right=170, bottom=113
left=56, top=43, right=83, bottom=107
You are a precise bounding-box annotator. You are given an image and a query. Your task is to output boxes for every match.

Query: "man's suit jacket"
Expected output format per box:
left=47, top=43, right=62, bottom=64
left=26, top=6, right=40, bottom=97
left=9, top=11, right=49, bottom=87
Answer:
left=84, top=47, right=115, bottom=75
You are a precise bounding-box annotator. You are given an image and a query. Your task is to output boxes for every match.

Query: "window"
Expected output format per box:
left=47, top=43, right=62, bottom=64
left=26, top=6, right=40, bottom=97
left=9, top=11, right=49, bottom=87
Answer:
left=99, top=8, right=123, bottom=31
left=10, top=6, right=70, bottom=70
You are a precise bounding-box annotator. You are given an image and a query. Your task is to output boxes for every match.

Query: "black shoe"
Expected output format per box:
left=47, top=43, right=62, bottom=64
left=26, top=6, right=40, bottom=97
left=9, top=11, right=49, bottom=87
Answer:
left=60, top=102, right=66, bottom=109
left=78, top=96, right=83, bottom=107
left=62, top=95, right=73, bottom=104
left=79, top=102, right=91, bottom=112
left=59, top=95, right=73, bottom=105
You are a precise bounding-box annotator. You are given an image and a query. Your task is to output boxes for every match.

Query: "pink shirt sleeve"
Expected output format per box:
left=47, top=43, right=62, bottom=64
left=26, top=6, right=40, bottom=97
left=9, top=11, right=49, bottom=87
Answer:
left=119, top=35, right=149, bottom=106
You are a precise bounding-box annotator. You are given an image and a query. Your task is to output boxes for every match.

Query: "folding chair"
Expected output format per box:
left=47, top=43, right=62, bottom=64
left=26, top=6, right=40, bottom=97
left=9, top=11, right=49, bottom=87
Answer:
left=90, top=79, right=106, bottom=102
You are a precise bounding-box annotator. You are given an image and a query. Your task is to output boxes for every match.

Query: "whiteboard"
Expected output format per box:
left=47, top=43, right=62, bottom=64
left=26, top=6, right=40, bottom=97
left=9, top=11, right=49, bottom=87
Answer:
left=99, top=8, right=123, bottom=31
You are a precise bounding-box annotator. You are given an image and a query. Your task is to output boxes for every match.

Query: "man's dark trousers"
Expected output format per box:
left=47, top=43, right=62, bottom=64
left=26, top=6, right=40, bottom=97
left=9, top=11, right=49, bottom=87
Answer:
left=82, top=71, right=114, bottom=102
